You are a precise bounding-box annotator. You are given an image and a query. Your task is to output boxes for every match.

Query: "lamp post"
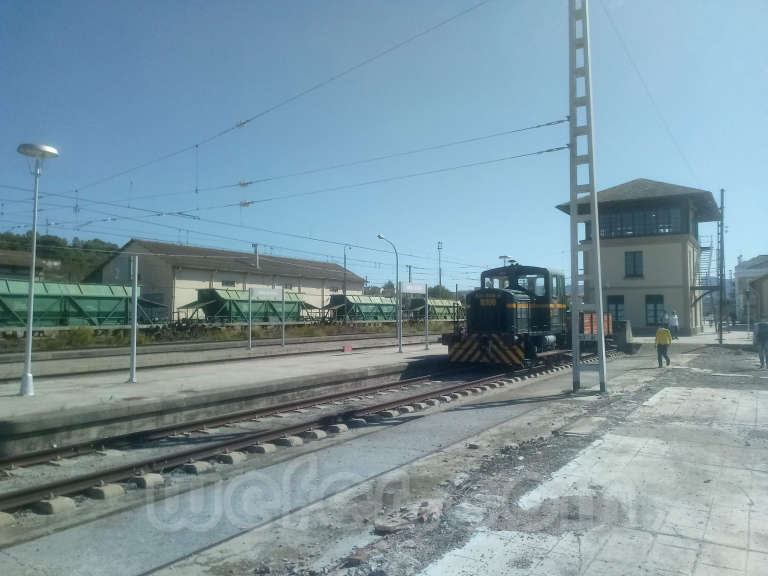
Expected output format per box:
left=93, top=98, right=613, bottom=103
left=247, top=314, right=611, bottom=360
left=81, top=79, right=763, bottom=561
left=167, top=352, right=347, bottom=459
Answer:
left=343, top=244, right=351, bottom=323
left=437, top=241, right=443, bottom=287
left=17, top=143, right=59, bottom=397
left=377, top=234, right=402, bottom=353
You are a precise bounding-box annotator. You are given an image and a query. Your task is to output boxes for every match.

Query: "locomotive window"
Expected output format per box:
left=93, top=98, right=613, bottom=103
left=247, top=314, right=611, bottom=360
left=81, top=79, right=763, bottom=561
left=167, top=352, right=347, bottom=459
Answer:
left=484, top=277, right=507, bottom=289
left=517, top=275, right=546, bottom=296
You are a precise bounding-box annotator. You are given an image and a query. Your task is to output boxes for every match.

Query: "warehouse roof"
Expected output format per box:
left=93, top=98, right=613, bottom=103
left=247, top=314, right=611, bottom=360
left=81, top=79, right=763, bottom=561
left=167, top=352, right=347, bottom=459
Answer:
left=736, top=254, right=768, bottom=271
left=0, top=249, right=37, bottom=269
left=556, top=179, right=720, bottom=222
left=112, top=239, right=364, bottom=283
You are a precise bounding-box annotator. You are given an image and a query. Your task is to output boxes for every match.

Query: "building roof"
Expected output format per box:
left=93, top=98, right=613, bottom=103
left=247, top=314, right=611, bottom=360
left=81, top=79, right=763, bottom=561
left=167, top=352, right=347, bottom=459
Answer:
left=556, top=179, right=720, bottom=221
left=117, top=239, right=365, bottom=283
left=736, top=254, right=768, bottom=272
left=0, top=249, right=42, bottom=269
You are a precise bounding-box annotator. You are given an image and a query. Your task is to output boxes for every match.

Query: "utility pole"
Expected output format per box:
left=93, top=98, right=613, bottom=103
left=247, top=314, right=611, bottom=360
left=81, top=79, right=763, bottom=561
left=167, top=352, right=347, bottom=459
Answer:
left=129, top=255, right=139, bottom=384
left=343, top=245, right=351, bottom=322
left=407, top=265, right=412, bottom=283
left=568, top=0, right=607, bottom=393
left=718, top=188, right=725, bottom=344
left=437, top=241, right=443, bottom=287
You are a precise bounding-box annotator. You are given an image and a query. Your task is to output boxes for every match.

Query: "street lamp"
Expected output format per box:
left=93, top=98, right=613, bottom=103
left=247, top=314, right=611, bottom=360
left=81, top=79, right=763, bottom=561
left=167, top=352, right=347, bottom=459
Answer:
left=437, top=241, right=443, bottom=287
left=377, top=234, right=402, bottom=353
left=499, top=255, right=511, bottom=267
left=17, top=143, right=59, bottom=396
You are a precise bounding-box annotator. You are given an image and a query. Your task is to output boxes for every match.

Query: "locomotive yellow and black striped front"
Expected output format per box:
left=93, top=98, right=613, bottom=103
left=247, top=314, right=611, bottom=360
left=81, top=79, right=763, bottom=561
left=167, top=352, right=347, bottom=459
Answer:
left=448, top=333, right=526, bottom=365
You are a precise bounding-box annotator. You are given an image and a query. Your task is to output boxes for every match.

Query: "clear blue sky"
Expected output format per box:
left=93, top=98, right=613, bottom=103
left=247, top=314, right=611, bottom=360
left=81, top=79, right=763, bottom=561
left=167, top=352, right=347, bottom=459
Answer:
left=1, top=0, right=765, bottom=289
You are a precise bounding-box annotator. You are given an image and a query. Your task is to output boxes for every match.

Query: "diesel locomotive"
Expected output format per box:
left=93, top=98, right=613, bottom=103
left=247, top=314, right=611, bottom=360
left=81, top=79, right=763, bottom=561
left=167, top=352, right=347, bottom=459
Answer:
left=443, top=263, right=568, bottom=366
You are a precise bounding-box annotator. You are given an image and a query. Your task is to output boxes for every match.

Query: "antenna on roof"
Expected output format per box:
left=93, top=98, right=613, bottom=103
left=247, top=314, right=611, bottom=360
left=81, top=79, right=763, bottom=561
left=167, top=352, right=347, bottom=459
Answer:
left=252, top=243, right=259, bottom=268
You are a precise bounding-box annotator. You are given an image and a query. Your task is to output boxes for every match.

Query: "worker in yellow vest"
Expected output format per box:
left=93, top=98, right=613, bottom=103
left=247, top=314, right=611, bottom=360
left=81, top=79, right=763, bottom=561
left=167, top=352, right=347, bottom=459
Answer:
left=655, top=324, right=672, bottom=367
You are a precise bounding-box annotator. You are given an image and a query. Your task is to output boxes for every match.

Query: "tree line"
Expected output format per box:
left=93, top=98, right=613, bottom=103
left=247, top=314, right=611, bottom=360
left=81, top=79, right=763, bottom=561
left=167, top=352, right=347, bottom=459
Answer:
left=0, top=231, right=118, bottom=282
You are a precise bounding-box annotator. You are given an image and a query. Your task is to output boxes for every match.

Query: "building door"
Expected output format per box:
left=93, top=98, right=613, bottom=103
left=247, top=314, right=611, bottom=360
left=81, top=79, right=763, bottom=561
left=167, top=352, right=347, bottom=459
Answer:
left=645, top=295, right=664, bottom=326
left=607, top=295, right=625, bottom=321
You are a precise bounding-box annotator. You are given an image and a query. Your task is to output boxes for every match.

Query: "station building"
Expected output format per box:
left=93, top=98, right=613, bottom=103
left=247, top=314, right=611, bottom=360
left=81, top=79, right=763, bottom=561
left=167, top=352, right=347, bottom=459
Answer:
left=99, top=239, right=365, bottom=320
left=734, top=255, right=768, bottom=322
left=557, top=179, right=720, bottom=336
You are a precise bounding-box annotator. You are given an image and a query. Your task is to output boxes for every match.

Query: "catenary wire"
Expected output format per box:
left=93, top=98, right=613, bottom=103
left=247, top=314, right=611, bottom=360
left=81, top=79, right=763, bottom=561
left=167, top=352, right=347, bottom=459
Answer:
left=597, top=0, right=700, bottom=185
left=63, top=0, right=497, bottom=197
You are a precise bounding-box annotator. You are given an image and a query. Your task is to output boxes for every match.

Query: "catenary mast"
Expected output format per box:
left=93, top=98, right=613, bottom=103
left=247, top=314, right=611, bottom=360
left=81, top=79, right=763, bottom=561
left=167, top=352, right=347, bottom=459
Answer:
left=568, top=0, right=607, bottom=392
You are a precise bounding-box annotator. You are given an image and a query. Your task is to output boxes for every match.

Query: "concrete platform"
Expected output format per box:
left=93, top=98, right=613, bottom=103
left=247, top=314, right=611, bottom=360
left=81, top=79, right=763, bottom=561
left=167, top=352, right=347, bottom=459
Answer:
left=0, top=334, right=440, bottom=380
left=0, top=343, right=446, bottom=459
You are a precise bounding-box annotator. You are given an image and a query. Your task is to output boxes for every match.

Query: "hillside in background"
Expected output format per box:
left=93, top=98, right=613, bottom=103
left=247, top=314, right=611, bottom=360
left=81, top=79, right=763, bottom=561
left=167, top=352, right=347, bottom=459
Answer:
left=0, top=232, right=118, bottom=282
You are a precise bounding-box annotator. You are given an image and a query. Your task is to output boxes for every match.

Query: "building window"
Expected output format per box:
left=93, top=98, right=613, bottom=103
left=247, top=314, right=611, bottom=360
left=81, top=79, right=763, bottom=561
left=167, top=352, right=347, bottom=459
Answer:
left=221, top=280, right=236, bottom=287
left=645, top=295, right=664, bottom=326
left=596, top=206, right=683, bottom=239
left=607, top=295, right=625, bottom=321
left=625, top=251, right=643, bottom=277
left=283, top=283, right=293, bottom=290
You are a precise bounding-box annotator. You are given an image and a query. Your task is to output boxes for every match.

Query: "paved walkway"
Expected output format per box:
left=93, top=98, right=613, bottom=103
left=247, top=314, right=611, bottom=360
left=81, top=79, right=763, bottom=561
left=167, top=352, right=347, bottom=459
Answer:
left=420, top=385, right=768, bottom=575
left=0, top=344, right=444, bottom=420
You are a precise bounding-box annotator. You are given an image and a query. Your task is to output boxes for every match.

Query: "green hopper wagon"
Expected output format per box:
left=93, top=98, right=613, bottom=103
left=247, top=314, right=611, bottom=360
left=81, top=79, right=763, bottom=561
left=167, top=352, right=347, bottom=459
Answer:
left=327, top=294, right=396, bottom=322
left=184, top=288, right=306, bottom=324
left=409, top=298, right=464, bottom=321
left=0, top=278, right=163, bottom=327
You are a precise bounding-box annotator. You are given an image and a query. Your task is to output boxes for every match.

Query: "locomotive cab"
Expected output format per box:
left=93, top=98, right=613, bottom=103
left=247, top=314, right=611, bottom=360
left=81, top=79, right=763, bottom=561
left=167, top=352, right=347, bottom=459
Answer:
left=480, top=264, right=567, bottom=350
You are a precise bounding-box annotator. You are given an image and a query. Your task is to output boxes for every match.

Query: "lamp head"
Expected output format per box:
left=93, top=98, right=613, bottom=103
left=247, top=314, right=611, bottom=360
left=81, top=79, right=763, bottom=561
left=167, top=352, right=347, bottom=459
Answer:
left=17, top=143, right=59, bottom=159
left=377, top=234, right=384, bottom=239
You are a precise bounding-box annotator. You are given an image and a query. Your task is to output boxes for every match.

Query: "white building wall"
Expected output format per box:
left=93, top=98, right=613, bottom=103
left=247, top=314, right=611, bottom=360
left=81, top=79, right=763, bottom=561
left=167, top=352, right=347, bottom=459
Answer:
left=172, top=268, right=363, bottom=317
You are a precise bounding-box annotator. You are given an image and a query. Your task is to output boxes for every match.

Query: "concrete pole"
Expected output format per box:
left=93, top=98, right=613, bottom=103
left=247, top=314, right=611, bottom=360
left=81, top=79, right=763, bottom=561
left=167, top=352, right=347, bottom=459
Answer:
left=746, top=289, right=751, bottom=340
left=281, top=285, right=286, bottom=347
left=437, top=241, right=443, bottom=287
left=425, top=284, right=429, bottom=350
left=718, top=188, right=725, bottom=345
left=378, top=234, right=401, bottom=352
left=129, top=255, right=138, bottom=384
left=248, top=287, right=253, bottom=351
left=20, top=158, right=41, bottom=397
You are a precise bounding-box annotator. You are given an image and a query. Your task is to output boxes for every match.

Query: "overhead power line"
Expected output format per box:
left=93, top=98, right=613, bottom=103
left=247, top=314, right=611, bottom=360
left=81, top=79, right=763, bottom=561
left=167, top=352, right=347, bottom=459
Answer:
left=1, top=142, right=566, bottom=267
left=12, top=116, right=567, bottom=215
left=197, top=144, right=569, bottom=211
left=206, top=118, right=568, bottom=194
left=66, top=0, right=496, bottom=197
left=597, top=0, right=700, bottom=185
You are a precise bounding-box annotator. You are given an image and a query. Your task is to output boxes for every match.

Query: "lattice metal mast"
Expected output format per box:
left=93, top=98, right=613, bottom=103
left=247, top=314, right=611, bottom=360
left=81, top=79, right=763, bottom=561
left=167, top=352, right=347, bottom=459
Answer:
left=568, top=0, right=607, bottom=392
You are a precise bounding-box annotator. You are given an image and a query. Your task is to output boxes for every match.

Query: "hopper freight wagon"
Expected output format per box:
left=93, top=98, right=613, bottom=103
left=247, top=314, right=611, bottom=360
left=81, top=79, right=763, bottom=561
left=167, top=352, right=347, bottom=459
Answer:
left=180, top=288, right=307, bottom=324
left=326, top=295, right=396, bottom=323
left=0, top=278, right=164, bottom=328
left=408, top=298, right=463, bottom=321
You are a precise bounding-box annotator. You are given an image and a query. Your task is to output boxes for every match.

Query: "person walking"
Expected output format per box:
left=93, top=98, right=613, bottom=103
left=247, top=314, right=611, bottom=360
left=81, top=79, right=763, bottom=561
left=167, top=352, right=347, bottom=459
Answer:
left=670, top=311, right=680, bottom=339
left=755, top=321, right=768, bottom=369
left=655, top=323, right=672, bottom=367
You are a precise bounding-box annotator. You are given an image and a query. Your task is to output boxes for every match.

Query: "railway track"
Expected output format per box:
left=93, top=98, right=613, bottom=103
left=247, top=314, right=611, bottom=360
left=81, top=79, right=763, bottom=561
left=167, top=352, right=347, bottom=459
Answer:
left=0, top=351, right=620, bottom=514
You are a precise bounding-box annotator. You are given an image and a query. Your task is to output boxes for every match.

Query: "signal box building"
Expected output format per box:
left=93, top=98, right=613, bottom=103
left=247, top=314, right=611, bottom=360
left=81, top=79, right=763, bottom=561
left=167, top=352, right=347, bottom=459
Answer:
left=557, top=179, right=720, bottom=335
left=100, top=239, right=364, bottom=320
